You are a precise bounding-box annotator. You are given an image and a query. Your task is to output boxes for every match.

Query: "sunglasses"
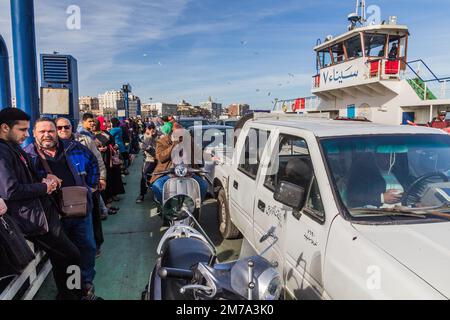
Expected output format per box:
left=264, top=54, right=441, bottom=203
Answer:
left=57, top=125, right=71, bottom=130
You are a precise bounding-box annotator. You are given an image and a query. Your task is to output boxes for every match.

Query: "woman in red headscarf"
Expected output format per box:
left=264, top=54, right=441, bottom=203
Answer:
left=93, top=118, right=125, bottom=206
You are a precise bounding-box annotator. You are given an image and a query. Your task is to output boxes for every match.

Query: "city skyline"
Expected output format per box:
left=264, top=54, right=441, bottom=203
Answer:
left=1, top=1, right=450, bottom=109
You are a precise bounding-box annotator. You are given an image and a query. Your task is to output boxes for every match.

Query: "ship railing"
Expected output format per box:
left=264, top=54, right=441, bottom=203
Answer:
left=368, top=58, right=402, bottom=80
left=312, top=74, right=320, bottom=89
left=305, top=96, right=320, bottom=110
left=273, top=96, right=320, bottom=113
left=403, top=59, right=450, bottom=100
left=0, top=242, right=51, bottom=300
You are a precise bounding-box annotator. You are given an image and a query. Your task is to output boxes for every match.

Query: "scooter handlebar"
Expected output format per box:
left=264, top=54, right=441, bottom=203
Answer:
left=158, top=267, right=194, bottom=281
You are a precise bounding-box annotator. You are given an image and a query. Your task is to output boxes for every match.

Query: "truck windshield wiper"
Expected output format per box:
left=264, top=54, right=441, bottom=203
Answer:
left=350, top=207, right=428, bottom=219
left=350, top=203, right=450, bottom=220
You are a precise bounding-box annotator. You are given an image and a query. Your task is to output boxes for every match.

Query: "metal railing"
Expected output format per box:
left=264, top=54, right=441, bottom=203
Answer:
left=0, top=243, right=51, bottom=300
left=403, top=60, right=450, bottom=100
left=272, top=96, right=320, bottom=113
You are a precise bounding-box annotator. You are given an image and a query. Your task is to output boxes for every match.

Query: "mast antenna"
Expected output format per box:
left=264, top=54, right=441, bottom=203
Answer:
left=348, top=0, right=366, bottom=30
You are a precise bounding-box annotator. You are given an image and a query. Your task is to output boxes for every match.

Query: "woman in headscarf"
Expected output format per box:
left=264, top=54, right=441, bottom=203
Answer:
left=93, top=119, right=125, bottom=207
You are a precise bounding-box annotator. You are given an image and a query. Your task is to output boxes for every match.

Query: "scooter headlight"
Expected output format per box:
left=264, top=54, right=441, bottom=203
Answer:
left=230, top=256, right=282, bottom=300
left=174, top=164, right=188, bottom=177
left=258, top=268, right=282, bottom=300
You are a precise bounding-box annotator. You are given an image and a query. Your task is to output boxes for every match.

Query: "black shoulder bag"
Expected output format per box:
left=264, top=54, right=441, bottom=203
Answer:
left=0, top=214, right=35, bottom=277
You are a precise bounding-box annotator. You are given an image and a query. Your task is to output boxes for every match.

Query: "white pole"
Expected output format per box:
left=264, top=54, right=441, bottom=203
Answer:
left=430, top=105, right=433, bottom=123
left=362, top=0, right=366, bottom=22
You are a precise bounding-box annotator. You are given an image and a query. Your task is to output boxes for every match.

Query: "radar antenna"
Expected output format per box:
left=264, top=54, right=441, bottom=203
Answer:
left=348, top=0, right=367, bottom=30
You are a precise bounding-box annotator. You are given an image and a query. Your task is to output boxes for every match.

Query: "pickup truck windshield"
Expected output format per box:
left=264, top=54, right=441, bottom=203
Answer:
left=321, top=134, right=450, bottom=218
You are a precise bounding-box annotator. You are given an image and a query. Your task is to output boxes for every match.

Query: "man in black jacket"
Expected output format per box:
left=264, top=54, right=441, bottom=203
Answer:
left=0, top=108, right=81, bottom=300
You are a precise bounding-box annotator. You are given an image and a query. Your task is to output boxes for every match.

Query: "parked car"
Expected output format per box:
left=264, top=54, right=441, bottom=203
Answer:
left=211, top=113, right=450, bottom=300
left=188, top=125, right=234, bottom=195
left=178, top=117, right=210, bottom=129
left=216, top=118, right=239, bottom=128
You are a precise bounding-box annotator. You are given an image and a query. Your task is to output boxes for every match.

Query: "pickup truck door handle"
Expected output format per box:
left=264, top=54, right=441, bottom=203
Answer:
left=258, top=200, right=266, bottom=212
left=233, top=181, right=239, bottom=190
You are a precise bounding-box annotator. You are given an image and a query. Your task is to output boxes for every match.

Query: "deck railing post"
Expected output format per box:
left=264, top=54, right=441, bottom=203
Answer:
left=10, top=0, right=39, bottom=144
left=0, top=35, right=12, bottom=109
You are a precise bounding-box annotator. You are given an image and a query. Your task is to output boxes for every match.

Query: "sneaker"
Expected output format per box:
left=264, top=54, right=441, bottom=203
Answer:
left=136, top=195, right=144, bottom=203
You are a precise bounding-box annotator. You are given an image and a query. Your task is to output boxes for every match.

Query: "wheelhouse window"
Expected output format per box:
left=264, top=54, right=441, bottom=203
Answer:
left=364, top=34, right=387, bottom=58
left=318, top=48, right=332, bottom=68
left=344, top=35, right=363, bottom=60
left=388, top=35, right=407, bottom=60
left=331, top=43, right=345, bottom=64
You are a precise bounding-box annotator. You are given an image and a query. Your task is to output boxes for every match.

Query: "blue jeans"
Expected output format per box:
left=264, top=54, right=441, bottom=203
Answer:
left=61, top=210, right=97, bottom=287
left=152, top=175, right=207, bottom=204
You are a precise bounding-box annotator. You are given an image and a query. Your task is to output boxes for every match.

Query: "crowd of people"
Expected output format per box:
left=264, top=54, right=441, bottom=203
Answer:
left=0, top=108, right=208, bottom=300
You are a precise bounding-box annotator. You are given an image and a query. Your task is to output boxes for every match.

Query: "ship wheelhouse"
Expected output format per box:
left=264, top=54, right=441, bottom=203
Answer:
left=313, top=24, right=409, bottom=97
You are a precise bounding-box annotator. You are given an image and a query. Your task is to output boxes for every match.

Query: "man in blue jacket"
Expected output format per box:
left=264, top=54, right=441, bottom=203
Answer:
left=25, top=117, right=102, bottom=300
left=0, top=108, right=81, bottom=300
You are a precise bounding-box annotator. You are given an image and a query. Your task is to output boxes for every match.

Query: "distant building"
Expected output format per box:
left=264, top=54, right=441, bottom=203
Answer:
left=79, top=96, right=100, bottom=115
left=98, top=90, right=124, bottom=114
left=128, top=95, right=141, bottom=118
left=200, top=97, right=222, bottom=118
left=228, top=103, right=250, bottom=117
left=143, top=102, right=178, bottom=116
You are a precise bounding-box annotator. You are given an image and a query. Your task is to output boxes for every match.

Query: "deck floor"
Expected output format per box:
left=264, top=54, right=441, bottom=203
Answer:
left=34, top=153, right=241, bottom=300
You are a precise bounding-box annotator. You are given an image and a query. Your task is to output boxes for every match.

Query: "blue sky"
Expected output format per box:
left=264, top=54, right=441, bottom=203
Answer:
left=1, top=0, right=450, bottom=109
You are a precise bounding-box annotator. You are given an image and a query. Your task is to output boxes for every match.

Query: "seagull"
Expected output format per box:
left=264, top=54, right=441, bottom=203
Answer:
left=288, top=73, right=295, bottom=77
left=143, top=53, right=148, bottom=57
left=256, top=89, right=260, bottom=92
left=240, top=40, right=248, bottom=46
left=268, top=92, right=271, bottom=96
left=158, top=61, right=163, bottom=66
left=254, top=52, right=259, bottom=55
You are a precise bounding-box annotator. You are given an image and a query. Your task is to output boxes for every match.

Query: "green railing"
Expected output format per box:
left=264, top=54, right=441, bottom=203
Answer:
left=407, top=78, right=437, bottom=100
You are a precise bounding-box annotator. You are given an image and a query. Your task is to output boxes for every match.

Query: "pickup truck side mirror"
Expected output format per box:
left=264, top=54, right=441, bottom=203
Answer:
left=274, top=181, right=305, bottom=210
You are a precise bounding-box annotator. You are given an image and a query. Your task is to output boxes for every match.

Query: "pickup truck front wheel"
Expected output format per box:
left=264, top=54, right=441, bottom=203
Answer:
left=217, top=188, right=241, bottom=239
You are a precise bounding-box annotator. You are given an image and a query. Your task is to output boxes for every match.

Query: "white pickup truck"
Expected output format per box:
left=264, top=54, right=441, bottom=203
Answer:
left=209, top=114, right=450, bottom=300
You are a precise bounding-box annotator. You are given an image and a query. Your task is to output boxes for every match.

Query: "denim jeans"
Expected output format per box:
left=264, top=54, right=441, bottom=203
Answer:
left=61, top=210, right=97, bottom=287
left=151, top=175, right=207, bottom=204
left=140, top=161, right=157, bottom=196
